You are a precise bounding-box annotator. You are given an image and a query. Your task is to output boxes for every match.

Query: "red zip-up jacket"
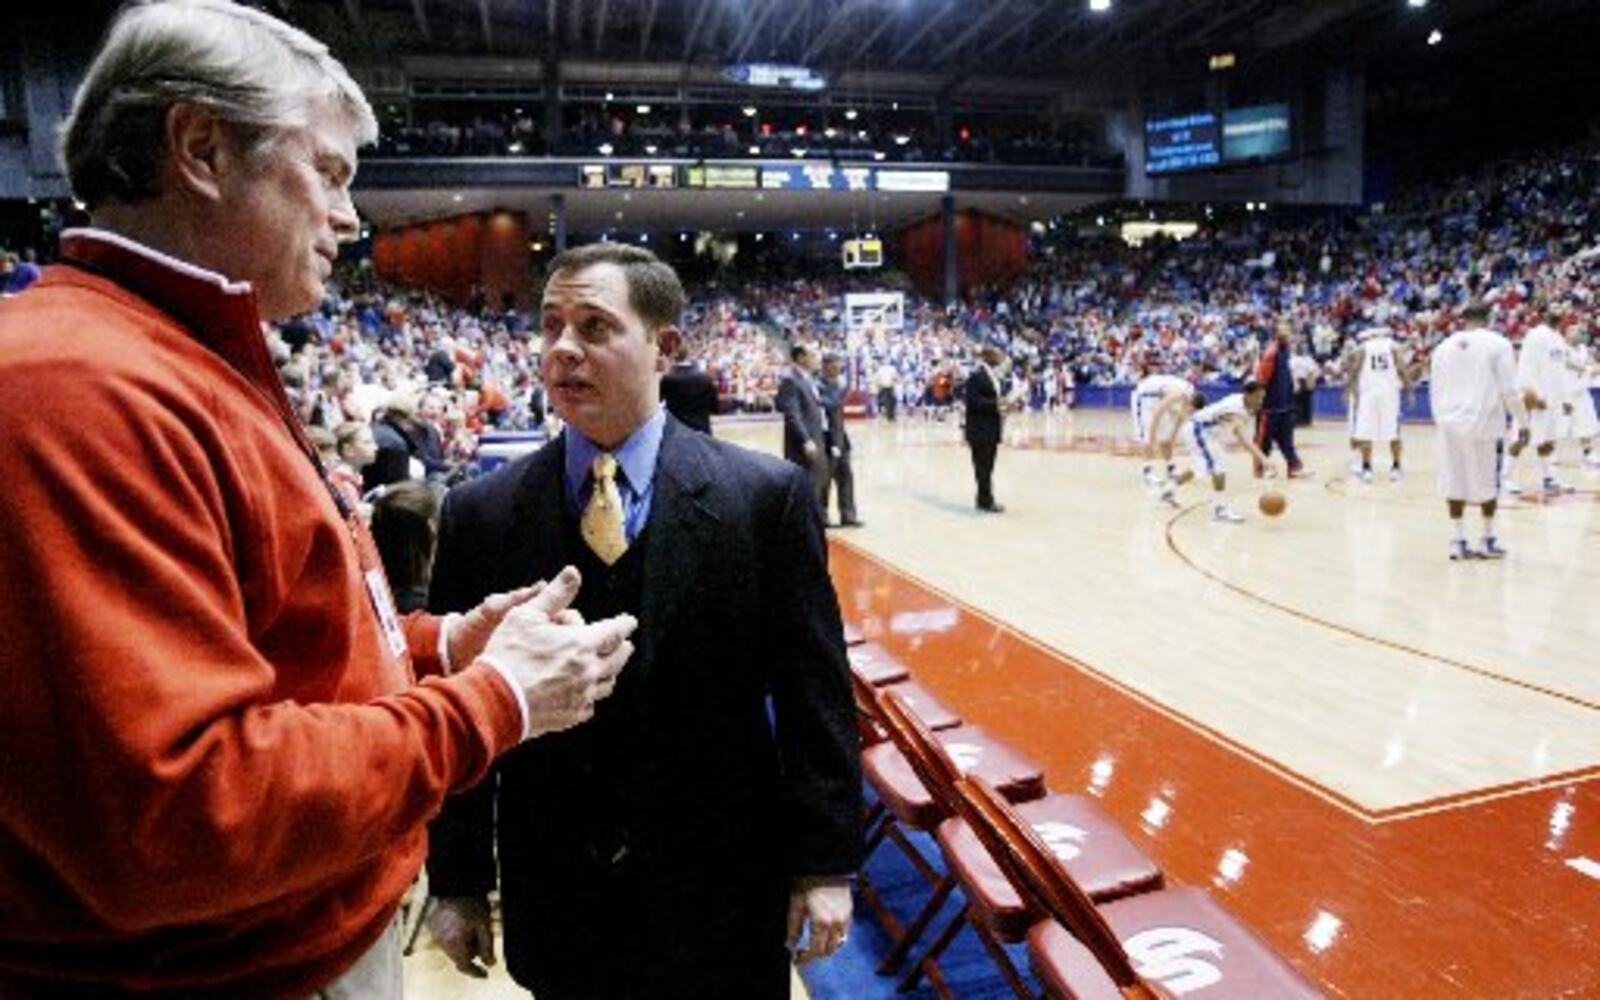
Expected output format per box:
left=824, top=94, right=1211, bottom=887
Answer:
left=0, top=230, right=523, bottom=996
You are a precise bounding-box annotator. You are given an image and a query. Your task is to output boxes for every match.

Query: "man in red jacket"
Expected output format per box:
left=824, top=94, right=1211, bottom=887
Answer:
left=0, top=2, right=636, bottom=996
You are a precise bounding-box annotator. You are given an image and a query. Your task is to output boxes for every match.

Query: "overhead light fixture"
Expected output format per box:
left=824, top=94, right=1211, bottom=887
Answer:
left=644, top=144, right=658, bottom=155
left=1427, top=28, right=1443, bottom=45
left=1407, top=0, right=1428, bottom=7
left=605, top=91, right=614, bottom=101
left=844, top=109, right=858, bottom=120
left=755, top=233, right=764, bottom=241
left=872, top=151, right=886, bottom=161
left=742, top=106, right=758, bottom=117
left=636, top=104, right=651, bottom=114
left=893, top=134, right=911, bottom=145
left=748, top=145, right=761, bottom=155
left=1090, top=0, right=1111, bottom=11
left=598, top=143, right=614, bottom=155
left=1209, top=52, right=1236, bottom=71
left=639, top=234, right=649, bottom=243
left=452, top=194, right=463, bottom=203
left=823, top=127, right=837, bottom=138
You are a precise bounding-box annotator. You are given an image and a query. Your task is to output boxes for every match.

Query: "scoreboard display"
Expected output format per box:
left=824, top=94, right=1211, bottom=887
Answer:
left=1145, top=112, right=1221, bottom=175
left=1222, top=103, right=1292, bottom=163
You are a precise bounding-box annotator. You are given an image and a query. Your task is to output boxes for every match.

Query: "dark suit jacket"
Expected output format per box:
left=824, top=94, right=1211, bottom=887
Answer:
left=819, top=376, right=851, bottom=455
left=659, top=362, right=717, bottom=435
left=775, top=367, right=825, bottom=465
left=426, top=415, right=862, bottom=999
left=964, top=363, right=1003, bottom=444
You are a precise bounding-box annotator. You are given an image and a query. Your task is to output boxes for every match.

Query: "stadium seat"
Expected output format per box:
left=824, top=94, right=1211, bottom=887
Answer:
left=879, top=692, right=1162, bottom=997
left=857, top=688, right=1047, bottom=994
left=848, top=641, right=911, bottom=686
left=956, top=778, right=1322, bottom=1000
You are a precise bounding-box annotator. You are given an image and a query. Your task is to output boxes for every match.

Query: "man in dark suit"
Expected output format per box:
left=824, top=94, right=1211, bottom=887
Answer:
left=965, top=341, right=1007, bottom=512
left=818, top=352, right=861, bottom=527
left=424, top=244, right=861, bottom=1000
left=659, top=341, right=718, bottom=435
left=776, top=342, right=830, bottom=510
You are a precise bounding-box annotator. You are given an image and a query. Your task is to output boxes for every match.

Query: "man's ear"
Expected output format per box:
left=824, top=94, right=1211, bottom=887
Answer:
left=165, top=102, right=236, bottom=203
left=654, top=326, right=681, bottom=373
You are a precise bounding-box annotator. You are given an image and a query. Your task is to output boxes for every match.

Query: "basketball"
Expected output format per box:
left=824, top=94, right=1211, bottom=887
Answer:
left=1259, top=491, right=1287, bottom=517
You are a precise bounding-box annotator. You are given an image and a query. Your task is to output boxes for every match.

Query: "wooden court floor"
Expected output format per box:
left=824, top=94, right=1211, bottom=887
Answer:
left=727, top=407, right=1600, bottom=997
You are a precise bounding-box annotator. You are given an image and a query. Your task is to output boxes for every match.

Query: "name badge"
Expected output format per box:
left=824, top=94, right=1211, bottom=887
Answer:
left=365, top=568, right=409, bottom=660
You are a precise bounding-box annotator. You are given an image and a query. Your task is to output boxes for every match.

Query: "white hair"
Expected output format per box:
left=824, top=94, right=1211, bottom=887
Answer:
left=60, top=0, right=378, bottom=208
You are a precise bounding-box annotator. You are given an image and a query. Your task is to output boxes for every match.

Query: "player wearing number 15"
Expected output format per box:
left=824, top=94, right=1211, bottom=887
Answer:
left=1344, top=324, right=1411, bottom=484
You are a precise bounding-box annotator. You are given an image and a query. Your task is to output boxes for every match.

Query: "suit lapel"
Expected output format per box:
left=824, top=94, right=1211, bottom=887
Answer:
left=636, top=418, right=719, bottom=683
left=509, top=433, right=575, bottom=586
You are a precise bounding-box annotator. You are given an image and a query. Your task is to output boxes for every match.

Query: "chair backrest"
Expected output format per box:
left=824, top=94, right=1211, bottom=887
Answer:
left=850, top=669, right=887, bottom=745
left=878, top=687, right=966, bottom=816
left=957, top=777, right=1159, bottom=998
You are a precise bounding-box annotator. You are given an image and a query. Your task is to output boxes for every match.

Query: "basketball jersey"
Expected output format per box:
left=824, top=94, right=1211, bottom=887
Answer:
left=1358, top=330, right=1401, bottom=393
left=1135, top=374, right=1190, bottom=399
left=1429, top=328, right=1516, bottom=440
left=1563, top=342, right=1593, bottom=398
left=1517, top=325, right=1567, bottom=402
left=1191, top=393, right=1248, bottom=432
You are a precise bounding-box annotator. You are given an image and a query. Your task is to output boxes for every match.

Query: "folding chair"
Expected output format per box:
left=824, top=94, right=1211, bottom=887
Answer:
left=857, top=686, right=1048, bottom=997
left=957, top=778, right=1324, bottom=999
left=879, top=692, right=1162, bottom=998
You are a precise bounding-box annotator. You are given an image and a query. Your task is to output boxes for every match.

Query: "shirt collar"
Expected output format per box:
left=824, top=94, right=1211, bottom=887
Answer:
left=564, top=405, right=668, bottom=500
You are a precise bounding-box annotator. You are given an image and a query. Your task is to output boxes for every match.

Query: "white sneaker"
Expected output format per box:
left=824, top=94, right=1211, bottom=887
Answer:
left=1500, top=477, right=1522, bottom=496
left=1389, top=467, right=1403, bottom=483
left=1359, top=468, right=1373, bottom=485
left=1213, top=505, right=1245, bottom=523
left=1544, top=477, right=1575, bottom=495
left=1449, top=539, right=1477, bottom=561
left=1481, top=537, right=1508, bottom=559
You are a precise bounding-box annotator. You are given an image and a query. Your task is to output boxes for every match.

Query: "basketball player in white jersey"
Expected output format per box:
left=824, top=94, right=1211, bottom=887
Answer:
left=1429, top=304, right=1529, bottom=560
left=1162, top=382, right=1275, bottom=522
left=1131, top=373, right=1199, bottom=487
left=1508, top=318, right=1574, bottom=494
left=1344, top=325, right=1410, bottom=483
left=1561, top=324, right=1599, bottom=468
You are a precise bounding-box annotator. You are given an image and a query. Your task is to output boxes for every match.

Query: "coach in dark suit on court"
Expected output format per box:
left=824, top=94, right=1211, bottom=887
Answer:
left=964, top=341, right=1007, bottom=512
left=659, top=342, right=717, bottom=435
left=776, top=342, right=831, bottom=509
left=818, top=352, right=861, bottom=527
left=424, top=244, right=861, bottom=1000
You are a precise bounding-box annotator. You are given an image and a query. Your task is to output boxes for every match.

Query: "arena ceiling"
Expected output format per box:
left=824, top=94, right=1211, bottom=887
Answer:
left=277, top=0, right=1585, bottom=87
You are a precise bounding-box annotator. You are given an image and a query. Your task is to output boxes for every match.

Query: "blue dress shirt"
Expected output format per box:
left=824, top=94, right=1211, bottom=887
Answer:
left=563, top=407, right=666, bottom=544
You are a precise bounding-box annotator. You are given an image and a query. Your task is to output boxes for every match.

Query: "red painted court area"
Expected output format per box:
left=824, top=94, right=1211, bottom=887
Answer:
left=829, top=539, right=1600, bottom=996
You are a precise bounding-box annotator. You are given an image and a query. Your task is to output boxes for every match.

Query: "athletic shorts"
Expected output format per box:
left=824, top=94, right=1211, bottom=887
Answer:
left=1183, top=423, right=1223, bottom=479
left=1435, top=429, right=1501, bottom=504
left=1353, top=388, right=1400, bottom=443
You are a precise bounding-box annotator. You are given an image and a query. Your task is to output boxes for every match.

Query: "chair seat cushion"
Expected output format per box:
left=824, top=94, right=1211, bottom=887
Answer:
left=862, top=724, right=1046, bottom=829
left=848, top=642, right=910, bottom=686
left=937, top=794, right=1163, bottom=940
left=880, top=679, right=962, bottom=730
left=1029, top=888, right=1323, bottom=999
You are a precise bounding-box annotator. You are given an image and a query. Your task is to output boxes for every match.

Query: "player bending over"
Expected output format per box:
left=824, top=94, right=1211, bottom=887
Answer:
left=1162, top=382, right=1276, bottom=522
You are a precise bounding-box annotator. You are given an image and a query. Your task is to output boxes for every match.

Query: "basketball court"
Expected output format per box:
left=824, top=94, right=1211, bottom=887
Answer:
left=718, top=409, right=1600, bottom=996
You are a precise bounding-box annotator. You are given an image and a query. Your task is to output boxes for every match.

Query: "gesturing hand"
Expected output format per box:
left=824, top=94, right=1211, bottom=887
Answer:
left=446, top=579, right=560, bottom=671
left=478, top=571, right=638, bottom=739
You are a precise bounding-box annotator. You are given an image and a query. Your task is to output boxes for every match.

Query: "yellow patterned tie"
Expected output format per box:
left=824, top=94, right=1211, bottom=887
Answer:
left=581, top=452, right=628, bottom=565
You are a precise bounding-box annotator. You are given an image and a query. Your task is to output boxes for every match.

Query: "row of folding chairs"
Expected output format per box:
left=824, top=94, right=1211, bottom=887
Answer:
left=845, top=637, right=1322, bottom=999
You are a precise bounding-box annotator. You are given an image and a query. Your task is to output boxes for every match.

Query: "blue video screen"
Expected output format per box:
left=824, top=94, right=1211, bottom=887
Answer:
left=1223, top=103, right=1292, bottom=162
left=1145, top=112, right=1221, bottom=175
